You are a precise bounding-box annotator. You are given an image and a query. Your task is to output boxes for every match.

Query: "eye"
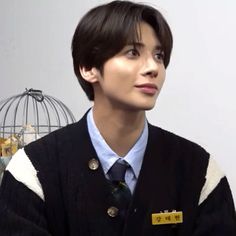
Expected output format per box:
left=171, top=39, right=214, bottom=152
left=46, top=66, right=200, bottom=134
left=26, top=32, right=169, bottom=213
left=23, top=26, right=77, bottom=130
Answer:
left=126, top=48, right=140, bottom=58
left=154, top=51, right=165, bottom=63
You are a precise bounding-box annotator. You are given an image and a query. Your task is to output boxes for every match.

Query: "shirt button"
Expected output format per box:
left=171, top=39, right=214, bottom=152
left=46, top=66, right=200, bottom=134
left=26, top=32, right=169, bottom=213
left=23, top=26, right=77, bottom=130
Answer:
left=88, top=158, right=99, bottom=170
left=107, top=206, right=119, bottom=218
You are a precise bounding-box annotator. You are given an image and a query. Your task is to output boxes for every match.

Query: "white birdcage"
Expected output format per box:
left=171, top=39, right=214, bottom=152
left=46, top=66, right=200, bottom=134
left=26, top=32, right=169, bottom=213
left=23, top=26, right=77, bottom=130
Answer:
left=0, top=88, right=76, bottom=172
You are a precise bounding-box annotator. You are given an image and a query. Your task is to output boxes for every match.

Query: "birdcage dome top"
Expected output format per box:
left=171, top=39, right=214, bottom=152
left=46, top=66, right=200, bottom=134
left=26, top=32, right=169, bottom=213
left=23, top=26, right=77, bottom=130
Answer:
left=0, top=88, right=75, bottom=163
left=0, top=88, right=75, bottom=138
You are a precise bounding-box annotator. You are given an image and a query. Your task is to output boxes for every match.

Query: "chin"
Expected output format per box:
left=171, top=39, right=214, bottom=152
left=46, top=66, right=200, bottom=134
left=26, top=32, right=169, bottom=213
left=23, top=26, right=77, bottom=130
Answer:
left=134, top=102, right=156, bottom=111
left=144, top=106, right=155, bottom=111
left=113, top=98, right=157, bottom=111
left=143, top=105, right=156, bottom=111
left=137, top=96, right=158, bottom=110
left=141, top=100, right=157, bottom=110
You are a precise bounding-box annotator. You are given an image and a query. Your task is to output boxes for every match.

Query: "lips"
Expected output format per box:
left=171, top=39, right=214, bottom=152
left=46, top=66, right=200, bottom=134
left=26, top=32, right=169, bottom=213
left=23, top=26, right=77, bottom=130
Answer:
left=135, top=83, right=158, bottom=95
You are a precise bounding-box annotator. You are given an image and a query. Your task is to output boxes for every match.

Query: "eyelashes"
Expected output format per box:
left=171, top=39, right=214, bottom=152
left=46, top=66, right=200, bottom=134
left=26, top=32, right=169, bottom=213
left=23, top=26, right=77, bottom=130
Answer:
left=124, top=48, right=165, bottom=63
left=125, top=48, right=140, bottom=58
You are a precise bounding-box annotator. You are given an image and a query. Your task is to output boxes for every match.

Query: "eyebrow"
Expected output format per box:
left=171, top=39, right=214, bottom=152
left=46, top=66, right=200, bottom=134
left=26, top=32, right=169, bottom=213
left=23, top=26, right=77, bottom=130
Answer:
left=126, top=42, right=163, bottom=50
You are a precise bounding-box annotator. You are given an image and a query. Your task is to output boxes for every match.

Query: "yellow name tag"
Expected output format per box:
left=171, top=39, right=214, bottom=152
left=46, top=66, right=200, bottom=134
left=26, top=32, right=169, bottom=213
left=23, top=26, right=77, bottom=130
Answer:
left=152, top=211, right=183, bottom=225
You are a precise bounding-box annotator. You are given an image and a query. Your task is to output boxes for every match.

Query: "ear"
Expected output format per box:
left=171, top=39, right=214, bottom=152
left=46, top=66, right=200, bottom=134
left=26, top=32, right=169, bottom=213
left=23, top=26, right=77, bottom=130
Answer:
left=79, top=66, right=100, bottom=83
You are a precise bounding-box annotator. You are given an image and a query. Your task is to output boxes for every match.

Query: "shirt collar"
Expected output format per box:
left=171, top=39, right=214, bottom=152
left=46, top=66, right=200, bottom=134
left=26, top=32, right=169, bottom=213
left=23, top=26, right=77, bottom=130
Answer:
left=86, top=108, right=148, bottom=179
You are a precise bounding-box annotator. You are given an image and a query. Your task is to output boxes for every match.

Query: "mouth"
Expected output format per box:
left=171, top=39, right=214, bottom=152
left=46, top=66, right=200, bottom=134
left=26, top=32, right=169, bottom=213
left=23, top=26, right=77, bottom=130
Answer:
left=135, top=83, right=158, bottom=95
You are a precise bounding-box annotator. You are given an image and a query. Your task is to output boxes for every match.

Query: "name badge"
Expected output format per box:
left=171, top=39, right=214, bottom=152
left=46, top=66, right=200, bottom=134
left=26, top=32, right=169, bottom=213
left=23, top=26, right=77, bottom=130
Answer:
left=152, top=211, right=183, bottom=225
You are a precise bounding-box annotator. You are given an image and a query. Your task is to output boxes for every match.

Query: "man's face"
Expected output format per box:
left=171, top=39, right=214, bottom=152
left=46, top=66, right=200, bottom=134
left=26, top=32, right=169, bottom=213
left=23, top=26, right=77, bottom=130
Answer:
left=93, top=22, right=166, bottom=111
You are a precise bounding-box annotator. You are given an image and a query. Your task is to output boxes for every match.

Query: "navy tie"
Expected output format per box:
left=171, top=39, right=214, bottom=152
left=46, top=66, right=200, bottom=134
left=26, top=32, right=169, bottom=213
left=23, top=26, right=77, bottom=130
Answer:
left=108, top=159, right=130, bottom=182
left=108, top=159, right=132, bottom=222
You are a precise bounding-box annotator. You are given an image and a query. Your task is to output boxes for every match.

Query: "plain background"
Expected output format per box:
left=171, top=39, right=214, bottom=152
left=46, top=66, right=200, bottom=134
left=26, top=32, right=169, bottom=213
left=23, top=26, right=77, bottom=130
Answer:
left=0, top=0, right=236, bottom=202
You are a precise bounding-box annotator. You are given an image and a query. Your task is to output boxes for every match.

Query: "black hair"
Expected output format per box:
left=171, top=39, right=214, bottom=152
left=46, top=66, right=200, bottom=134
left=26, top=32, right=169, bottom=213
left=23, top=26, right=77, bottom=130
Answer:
left=72, top=0, right=173, bottom=100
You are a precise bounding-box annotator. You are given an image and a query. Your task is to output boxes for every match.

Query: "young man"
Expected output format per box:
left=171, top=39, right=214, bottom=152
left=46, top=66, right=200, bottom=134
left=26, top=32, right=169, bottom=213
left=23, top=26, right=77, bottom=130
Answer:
left=0, top=1, right=235, bottom=235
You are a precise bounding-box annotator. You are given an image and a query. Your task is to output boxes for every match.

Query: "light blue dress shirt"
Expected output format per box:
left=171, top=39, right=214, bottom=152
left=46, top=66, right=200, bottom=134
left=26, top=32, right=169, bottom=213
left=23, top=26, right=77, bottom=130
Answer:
left=86, top=108, right=148, bottom=193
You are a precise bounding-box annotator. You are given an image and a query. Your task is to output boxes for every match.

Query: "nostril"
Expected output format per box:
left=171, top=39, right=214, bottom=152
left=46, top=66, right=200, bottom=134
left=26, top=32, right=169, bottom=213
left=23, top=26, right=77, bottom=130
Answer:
left=145, top=71, right=158, bottom=78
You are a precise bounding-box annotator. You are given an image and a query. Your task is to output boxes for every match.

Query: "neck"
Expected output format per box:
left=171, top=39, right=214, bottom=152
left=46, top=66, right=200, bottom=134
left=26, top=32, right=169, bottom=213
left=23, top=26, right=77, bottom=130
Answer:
left=92, top=105, right=146, bottom=157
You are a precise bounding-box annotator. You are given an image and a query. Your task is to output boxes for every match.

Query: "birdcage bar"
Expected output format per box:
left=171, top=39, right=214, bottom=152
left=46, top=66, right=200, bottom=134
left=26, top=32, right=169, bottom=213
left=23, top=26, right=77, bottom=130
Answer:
left=32, top=95, right=40, bottom=135
left=44, top=96, right=62, bottom=128
left=49, top=96, right=69, bottom=124
left=13, top=94, right=25, bottom=135
left=49, top=95, right=75, bottom=124
left=24, top=91, right=30, bottom=125
left=1, top=95, right=22, bottom=138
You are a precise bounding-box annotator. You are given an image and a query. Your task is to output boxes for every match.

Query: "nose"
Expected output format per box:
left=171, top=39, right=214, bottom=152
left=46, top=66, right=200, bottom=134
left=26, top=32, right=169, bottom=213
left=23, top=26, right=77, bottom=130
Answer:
left=144, top=70, right=158, bottom=78
left=141, top=56, right=159, bottom=78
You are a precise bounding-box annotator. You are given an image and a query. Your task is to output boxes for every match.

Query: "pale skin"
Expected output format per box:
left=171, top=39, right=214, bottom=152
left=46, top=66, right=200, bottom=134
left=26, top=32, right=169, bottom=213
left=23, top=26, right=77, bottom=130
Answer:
left=80, top=22, right=166, bottom=156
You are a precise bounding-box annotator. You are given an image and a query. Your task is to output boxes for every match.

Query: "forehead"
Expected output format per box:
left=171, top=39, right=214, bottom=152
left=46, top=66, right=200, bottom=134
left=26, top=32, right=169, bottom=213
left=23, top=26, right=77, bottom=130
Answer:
left=138, top=22, right=161, bottom=45
left=126, top=22, right=161, bottom=47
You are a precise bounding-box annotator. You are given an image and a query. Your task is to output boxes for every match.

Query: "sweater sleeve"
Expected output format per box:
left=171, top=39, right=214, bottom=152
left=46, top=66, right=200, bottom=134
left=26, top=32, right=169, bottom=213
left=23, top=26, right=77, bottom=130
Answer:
left=193, top=176, right=236, bottom=235
left=0, top=165, right=51, bottom=235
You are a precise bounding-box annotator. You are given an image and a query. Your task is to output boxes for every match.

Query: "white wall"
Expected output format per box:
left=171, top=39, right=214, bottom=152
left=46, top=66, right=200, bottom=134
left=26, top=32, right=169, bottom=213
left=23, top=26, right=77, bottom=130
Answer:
left=0, top=0, right=236, bottom=201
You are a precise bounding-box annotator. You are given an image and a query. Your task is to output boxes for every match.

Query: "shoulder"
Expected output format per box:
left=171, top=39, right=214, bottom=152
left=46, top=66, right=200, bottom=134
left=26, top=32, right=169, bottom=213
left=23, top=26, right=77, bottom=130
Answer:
left=148, top=123, right=226, bottom=205
left=24, top=115, right=87, bottom=165
left=3, top=117, right=87, bottom=201
left=147, top=123, right=211, bottom=188
left=26, top=120, right=83, bottom=149
left=148, top=123, right=209, bottom=159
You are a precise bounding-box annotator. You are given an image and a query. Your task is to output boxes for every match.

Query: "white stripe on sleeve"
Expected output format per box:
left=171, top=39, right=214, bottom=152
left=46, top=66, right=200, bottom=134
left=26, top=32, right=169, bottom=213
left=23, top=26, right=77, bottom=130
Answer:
left=198, top=156, right=224, bottom=205
left=6, top=148, right=45, bottom=201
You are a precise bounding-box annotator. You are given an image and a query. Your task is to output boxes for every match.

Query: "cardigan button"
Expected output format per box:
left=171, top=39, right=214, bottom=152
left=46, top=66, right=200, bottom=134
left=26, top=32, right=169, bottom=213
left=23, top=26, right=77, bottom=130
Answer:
left=88, top=158, right=99, bottom=170
left=107, top=206, right=119, bottom=218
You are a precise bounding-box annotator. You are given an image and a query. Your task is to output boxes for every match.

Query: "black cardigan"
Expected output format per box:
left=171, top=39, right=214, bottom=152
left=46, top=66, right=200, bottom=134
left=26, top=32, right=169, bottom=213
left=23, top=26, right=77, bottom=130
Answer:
left=0, top=113, right=235, bottom=235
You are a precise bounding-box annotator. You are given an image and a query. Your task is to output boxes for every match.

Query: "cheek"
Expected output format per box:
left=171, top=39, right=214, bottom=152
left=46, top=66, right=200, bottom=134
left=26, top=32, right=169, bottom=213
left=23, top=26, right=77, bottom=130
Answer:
left=162, top=70, right=166, bottom=82
left=159, top=68, right=166, bottom=86
left=154, top=69, right=166, bottom=95
left=103, top=59, right=137, bottom=83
